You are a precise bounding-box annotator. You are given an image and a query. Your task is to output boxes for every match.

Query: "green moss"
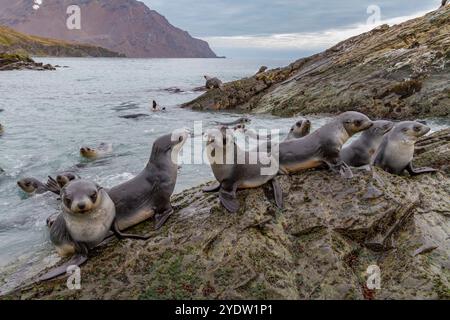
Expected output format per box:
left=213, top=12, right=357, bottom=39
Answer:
left=139, top=251, right=204, bottom=300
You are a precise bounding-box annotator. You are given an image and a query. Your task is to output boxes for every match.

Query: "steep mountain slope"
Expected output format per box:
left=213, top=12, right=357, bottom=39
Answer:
left=0, top=25, right=123, bottom=57
left=0, top=0, right=217, bottom=58
left=183, top=6, right=450, bottom=120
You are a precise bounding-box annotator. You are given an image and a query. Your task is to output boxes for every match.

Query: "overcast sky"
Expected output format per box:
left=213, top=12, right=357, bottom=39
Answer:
left=142, top=0, right=442, bottom=58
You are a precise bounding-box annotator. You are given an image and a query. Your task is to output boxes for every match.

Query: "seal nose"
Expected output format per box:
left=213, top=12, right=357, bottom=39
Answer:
left=77, top=202, right=86, bottom=211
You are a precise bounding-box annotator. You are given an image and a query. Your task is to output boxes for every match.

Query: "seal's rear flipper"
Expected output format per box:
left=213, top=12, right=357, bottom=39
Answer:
left=112, top=221, right=152, bottom=239
left=406, top=163, right=438, bottom=176
left=271, top=179, right=283, bottom=209
left=46, top=176, right=61, bottom=195
left=219, top=188, right=240, bottom=213
left=203, top=182, right=221, bottom=193
left=38, top=254, right=88, bottom=282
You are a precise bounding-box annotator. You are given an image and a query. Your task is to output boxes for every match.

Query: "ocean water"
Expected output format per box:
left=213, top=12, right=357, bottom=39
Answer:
left=0, top=57, right=448, bottom=292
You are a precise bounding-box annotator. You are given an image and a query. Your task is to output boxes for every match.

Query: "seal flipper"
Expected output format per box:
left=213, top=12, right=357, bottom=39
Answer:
left=154, top=208, right=174, bottom=230
left=38, top=254, right=88, bottom=282
left=271, top=179, right=283, bottom=209
left=219, top=185, right=239, bottom=213
left=406, top=162, right=438, bottom=176
left=111, top=220, right=152, bottom=240
left=325, top=160, right=354, bottom=179
left=203, top=182, right=221, bottom=193
left=46, top=176, right=61, bottom=195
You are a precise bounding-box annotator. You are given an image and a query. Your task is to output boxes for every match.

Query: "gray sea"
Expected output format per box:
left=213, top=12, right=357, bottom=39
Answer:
left=0, top=57, right=448, bottom=293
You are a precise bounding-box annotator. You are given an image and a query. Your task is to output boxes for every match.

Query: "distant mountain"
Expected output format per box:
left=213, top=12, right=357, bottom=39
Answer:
left=0, top=0, right=217, bottom=58
left=0, top=25, right=123, bottom=57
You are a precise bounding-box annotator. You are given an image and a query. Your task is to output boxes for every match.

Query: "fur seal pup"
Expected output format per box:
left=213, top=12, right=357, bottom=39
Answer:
left=203, top=127, right=283, bottom=213
left=17, top=177, right=60, bottom=195
left=80, top=143, right=113, bottom=159
left=204, top=75, right=223, bottom=89
left=120, top=114, right=149, bottom=120
left=108, top=129, right=190, bottom=231
left=215, top=117, right=251, bottom=126
left=40, top=180, right=151, bottom=281
left=278, top=111, right=373, bottom=178
left=285, top=119, right=311, bottom=141
left=340, top=120, right=394, bottom=167
left=373, top=121, right=438, bottom=175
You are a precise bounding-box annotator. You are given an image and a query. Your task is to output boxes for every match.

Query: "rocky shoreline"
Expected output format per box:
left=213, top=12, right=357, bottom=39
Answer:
left=2, top=129, right=449, bottom=300
left=0, top=53, right=55, bottom=71
left=182, top=7, right=449, bottom=120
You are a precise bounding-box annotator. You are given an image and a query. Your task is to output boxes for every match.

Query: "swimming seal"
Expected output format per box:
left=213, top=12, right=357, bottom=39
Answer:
left=80, top=143, right=113, bottom=159
left=340, top=120, right=394, bottom=167
left=278, top=111, right=373, bottom=178
left=214, top=117, right=251, bottom=126
left=40, top=180, right=151, bottom=281
left=151, top=100, right=166, bottom=112
left=204, top=75, right=223, bottom=89
left=17, top=177, right=60, bottom=195
left=108, top=129, right=190, bottom=231
left=373, top=121, right=438, bottom=175
left=285, top=119, right=311, bottom=141
left=120, top=114, right=149, bottom=119
left=203, top=127, right=283, bottom=213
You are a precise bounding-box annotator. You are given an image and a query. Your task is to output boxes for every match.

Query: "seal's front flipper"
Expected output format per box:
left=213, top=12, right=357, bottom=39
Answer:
left=46, top=176, right=61, bottom=195
left=219, top=187, right=240, bottom=213
left=154, top=208, right=174, bottom=230
left=325, top=160, right=354, bottom=179
left=202, top=182, right=221, bottom=193
left=406, top=162, right=438, bottom=176
left=38, top=254, right=88, bottom=282
left=271, top=179, right=283, bottom=209
left=112, top=220, right=152, bottom=240
left=340, top=164, right=354, bottom=179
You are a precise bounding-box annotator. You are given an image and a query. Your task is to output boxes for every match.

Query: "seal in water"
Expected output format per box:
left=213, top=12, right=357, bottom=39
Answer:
left=120, top=114, right=149, bottom=120
left=277, top=111, right=373, bottom=178
left=108, top=129, right=190, bottom=231
left=373, top=121, right=438, bottom=175
left=340, top=120, right=394, bottom=167
left=204, top=75, right=223, bottom=89
left=203, top=127, right=283, bottom=213
left=285, top=119, right=311, bottom=141
left=80, top=143, right=113, bottom=159
left=40, top=179, right=151, bottom=281
left=214, top=117, right=251, bottom=126
left=17, top=177, right=60, bottom=195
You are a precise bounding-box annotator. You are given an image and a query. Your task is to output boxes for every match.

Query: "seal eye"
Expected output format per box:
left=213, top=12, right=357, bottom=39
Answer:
left=402, top=127, right=409, bottom=133
left=354, top=120, right=362, bottom=127
left=90, top=191, right=98, bottom=203
left=64, top=197, right=72, bottom=208
left=178, top=136, right=183, bottom=142
left=413, top=126, right=421, bottom=132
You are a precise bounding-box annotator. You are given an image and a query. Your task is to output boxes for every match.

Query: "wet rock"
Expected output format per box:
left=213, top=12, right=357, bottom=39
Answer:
left=2, top=129, right=449, bottom=300
left=0, top=53, right=56, bottom=71
left=183, top=8, right=450, bottom=119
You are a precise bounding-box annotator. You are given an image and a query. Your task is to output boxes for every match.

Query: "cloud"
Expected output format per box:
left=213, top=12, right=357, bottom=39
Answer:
left=201, top=8, right=433, bottom=50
